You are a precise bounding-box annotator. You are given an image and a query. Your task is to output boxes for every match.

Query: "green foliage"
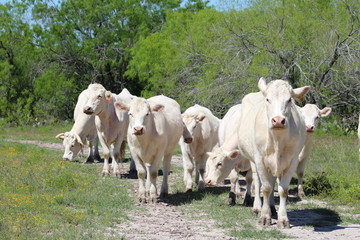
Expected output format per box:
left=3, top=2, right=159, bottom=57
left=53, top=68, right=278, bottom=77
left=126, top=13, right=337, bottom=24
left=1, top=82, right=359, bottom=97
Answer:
left=304, top=172, right=333, bottom=196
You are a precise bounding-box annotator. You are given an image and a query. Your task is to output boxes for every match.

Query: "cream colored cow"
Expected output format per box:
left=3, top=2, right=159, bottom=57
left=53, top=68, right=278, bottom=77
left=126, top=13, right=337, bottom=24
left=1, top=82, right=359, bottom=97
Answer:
left=204, top=104, right=252, bottom=206
left=238, top=78, right=310, bottom=228
left=180, top=104, right=220, bottom=191
left=83, top=84, right=133, bottom=177
left=297, top=104, right=331, bottom=197
left=115, top=95, right=183, bottom=203
left=56, top=89, right=100, bottom=162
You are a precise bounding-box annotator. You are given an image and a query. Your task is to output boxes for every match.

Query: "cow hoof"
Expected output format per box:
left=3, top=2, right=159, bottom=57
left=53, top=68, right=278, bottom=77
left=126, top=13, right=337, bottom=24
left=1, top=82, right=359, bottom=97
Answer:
left=252, top=208, right=261, bottom=216
left=277, top=219, right=290, bottom=229
left=298, top=190, right=306, bottom=199
left=138, top=197, right=147, bottom=204
left=259, top=216, right=272, bottom=226
left=114, top=172, right=121, bottom=178
left=150, top=196, right=158, bottom=204
left=102, top=171, right=110, bottom=176
left=186, top=188, right=193, bottom=193
left=228, top=192, right=236, bottom=206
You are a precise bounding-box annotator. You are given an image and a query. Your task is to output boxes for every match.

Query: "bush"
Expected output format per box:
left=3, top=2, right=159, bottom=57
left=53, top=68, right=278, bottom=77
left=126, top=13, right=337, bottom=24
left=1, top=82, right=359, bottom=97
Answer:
left=304, top=172, right=333, bottom=196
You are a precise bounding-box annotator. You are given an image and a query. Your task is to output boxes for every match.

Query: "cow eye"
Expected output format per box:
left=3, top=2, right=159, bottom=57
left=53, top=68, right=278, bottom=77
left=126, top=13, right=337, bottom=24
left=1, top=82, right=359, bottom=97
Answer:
left=146, top=112, right=150, bottom=116
left=287, top=98, right=292, bottom=104
left=266, top=98, right=271, bottom=104
left=128, top=112, right=132, bottom=117
left=98, top=95, right=102, bottom=99
left=216, top=162, right=223, bottom=168
left=315, top=116, right=320, bottom=120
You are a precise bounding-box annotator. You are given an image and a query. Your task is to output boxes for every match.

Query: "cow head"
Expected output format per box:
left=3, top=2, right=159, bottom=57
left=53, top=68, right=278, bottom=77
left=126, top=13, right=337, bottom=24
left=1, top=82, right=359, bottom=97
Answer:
left=182, top=112, right=206, bottom=141
left=83, top=83, right=109, bottom=115
left=115, top=98, right=164, bottom=136
left=204, top=147, right=239, bottom=186
left=258, top=77, right=310, bottom=130
left=56, top=132, right=83, bottom=161
left=300, top=104, right=331, bottom=133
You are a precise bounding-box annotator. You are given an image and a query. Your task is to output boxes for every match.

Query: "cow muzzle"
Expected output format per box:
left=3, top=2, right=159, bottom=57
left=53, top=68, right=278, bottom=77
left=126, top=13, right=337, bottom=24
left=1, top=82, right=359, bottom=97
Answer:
left=83, top=106, right=94, bottom=115
left=271, top=116, right=286, bottom=129
left=205, top=178, right=216, bottom=186
left=306, top=125, right=315, bottom=132
left=133, top=126, right=144, bottom=136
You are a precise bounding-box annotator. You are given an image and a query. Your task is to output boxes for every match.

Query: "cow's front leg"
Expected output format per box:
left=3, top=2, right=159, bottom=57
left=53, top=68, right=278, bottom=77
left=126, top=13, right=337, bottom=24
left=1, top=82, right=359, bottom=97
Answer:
left=136, top=160, right=147, bottom=203
left=182, top=151, right=194, bottom=192
left=147, top=159, right=161, bottom=203
left=243, top=169, right=253, bottom=206
left=112, top=139, right=124, bottom=178
left=251, top=162, right=261, bottom=216
left=196, top=156, right=207, bottom=190
left=228, top=169, right=239, bottom=205
left=160, top=153, right=172, bottom=199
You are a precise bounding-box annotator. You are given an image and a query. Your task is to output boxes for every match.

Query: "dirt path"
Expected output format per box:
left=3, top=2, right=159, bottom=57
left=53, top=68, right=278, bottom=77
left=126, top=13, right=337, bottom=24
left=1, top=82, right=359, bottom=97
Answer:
left=6, top=139, right=360, bottom=240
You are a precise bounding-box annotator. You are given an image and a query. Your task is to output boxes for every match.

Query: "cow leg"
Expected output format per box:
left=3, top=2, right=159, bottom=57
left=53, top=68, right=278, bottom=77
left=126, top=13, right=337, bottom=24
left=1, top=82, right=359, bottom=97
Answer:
left=112, top=140, right=125, bottom=178
left=270, top=179, right=277, bottom=217
left=85, top=139, right=94, bottom=163
left=251, top=162, right=262, bottom=216
left=196, top=155, right=207, bottom=190
left=255, top=158, right=274, bottom=226
left=93, top=137, right=102, bottom=162
left=160, top=153, right=172, bottom=199
left=243, top=169, right=253, bottom=207
left=98, top=133, right=111, bottom=176
left=182, top=151, right=194, bottom=192
left=228, top=169, right=238, bottom=205
left=147, top=158, right=161, bottom=203
left=277, top=160, right=298, bottom=229
left=297, top=157, right=308, bottom=198
left=135, top=159, right=147, bottom=203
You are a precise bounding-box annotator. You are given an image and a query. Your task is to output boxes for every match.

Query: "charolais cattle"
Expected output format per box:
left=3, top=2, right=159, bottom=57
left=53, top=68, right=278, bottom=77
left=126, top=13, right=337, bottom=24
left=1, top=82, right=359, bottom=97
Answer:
left=237, top=77, right=310, bottom=228
left=56, top=89, right=100, bottom=163
left=83, top=84, right=134, bottom=177
left=296, top=104, right=331, bottom=197
left=180, top=104, right=220, bottom=191
left=114, top=95, right=183, bottom=203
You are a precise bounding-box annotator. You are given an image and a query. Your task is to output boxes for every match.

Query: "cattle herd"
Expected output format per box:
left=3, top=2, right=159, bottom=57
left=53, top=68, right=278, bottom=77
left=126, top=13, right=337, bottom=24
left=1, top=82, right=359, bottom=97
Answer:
left=56, top=77, right=336, bottom=229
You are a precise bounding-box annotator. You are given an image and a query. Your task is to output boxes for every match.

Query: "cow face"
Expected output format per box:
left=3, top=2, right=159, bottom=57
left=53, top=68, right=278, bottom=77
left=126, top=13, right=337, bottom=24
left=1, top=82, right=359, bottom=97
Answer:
left=182, top=113, right=206, bottom=139
left=115, top=98, right=164, bottom=136
left=56, top=132, right=83, bottom=161
left=205, top=147, right=239, bottom=186
left=300, top=104, right=331, bottom=133
left=83, top=84, right=108, bottom=115
left=258, top=78, right=310, bottom=130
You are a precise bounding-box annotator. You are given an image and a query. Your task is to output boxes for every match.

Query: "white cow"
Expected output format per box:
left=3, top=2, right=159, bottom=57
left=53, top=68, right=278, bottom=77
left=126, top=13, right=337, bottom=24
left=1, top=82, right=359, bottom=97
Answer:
left=114, top=95, right=183, bottom=203
left=180, top=104, right=220, bottom=191
left=56, top=89, right=100, bottom=162
left=83, top=83, right=133, bottom=177
left=297, top=104, right=331, bottom=197
left=237, top=78, right=310, bottom=228
left=205, top=104, right=252, bottom=205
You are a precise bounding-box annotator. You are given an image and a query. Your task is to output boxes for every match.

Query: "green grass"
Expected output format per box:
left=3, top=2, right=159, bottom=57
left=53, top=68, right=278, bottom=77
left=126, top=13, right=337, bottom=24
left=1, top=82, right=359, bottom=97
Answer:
left=0, top=123, right=73, bottom=142
left=0, top=140, right=134, bottom=239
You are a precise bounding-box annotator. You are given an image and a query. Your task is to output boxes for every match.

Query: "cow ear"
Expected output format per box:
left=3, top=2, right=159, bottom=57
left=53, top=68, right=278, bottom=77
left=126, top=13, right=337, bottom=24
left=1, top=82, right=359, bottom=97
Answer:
left=105, top=91, right=113, bottom=104
left=258, top=77, right=267, bottom=93
left=114, top=101, right=129, bottom=111
left=292, top=86, right=311, bottom=102
left=56, top=133, right=65, bottom=140
left=74, top=133, right=84, bottom=147
left=199, top=115, right=206, bottom=122
left=227, top=150, right=239, bottom=159
left=152, top=104, right=164, bottom=112
left=320, top=107, right=331, bottom=117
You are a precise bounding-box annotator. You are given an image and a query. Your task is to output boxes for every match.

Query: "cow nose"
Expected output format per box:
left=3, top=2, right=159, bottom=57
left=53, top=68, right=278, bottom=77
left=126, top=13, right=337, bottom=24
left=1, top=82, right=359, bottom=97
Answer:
left=184, top=137, right=193, bottom=144
left=83, top=106, right=93, bottom=114
left=133, top=126, right=144, bottom=135
left=306, top=125, right=314, bottom=132
left=272, top=116, right=286, bottom=128
left=205, top=179, right=212, bottom=185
